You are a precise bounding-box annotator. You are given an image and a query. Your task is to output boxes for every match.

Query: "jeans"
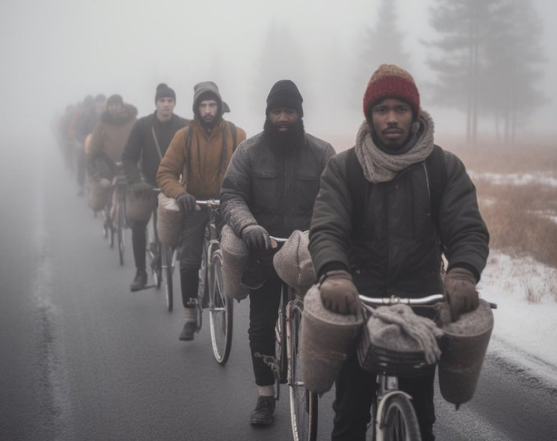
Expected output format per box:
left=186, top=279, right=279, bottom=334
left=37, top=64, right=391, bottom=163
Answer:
left=130, top=220, right=148, bottom=271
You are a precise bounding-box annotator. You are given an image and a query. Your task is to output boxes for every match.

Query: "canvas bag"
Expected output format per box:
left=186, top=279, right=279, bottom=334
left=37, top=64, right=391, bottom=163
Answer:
left=273, top=230, right=316, bottom=296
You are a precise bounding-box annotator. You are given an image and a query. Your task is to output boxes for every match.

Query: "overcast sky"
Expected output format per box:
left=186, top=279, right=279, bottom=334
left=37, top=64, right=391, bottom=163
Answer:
left=1, top=0, right=556, bottom=146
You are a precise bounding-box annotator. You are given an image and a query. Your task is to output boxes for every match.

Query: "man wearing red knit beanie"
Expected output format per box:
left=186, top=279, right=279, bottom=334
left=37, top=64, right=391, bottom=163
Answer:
left=308, top=64, right=490, bottom=440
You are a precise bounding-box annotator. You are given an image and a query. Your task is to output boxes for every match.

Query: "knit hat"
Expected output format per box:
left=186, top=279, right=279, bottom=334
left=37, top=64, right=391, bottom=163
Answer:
left=107, top=94, right=124, bottom=106
left=155, top=83, right=176, bottom=103
left=363, top=64, right=420, bottom=120
left=266, top=80, right=304, bottom=117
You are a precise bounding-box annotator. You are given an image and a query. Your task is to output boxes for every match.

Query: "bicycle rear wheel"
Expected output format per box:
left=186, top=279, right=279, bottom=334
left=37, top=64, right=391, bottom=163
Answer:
left=162, top=245, right=174, bottom=312
left=208, top=249, right=233, bottom=365
left=288, top=300, right=318, bottom=441
left=381, top=394, right=421, bottom=441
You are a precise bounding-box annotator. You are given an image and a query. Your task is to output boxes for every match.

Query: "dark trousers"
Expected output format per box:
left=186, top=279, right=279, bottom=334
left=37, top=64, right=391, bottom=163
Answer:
left=178, top=209, right=209, bottom=308
left=248, top=276, right=283, bottom=386
left=332, top=350, right=436, bottom=441
left=130, top=220, right=148, bottom=272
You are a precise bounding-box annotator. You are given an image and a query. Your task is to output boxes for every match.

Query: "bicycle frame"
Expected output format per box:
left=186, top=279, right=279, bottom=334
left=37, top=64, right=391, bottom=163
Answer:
left=359, top=294, right=445, bottom=441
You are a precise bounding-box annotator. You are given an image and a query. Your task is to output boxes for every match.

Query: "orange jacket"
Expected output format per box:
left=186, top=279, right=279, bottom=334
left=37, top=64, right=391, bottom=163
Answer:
left=157, top=119, right=246, bottom=200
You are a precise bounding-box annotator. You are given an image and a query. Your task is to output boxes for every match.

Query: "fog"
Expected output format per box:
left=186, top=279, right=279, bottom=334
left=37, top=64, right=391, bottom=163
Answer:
left=1, top=0, right=556, bottom=147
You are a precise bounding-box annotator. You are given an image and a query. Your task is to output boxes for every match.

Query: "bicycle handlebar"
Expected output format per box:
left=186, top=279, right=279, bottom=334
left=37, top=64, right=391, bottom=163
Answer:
left=359, top=294, right=445, bottom=306
left=196, top=199, right=220, bottom=207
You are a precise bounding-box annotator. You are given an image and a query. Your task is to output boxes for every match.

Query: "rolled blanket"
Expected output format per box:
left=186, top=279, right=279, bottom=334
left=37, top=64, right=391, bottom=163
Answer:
left=367, top=304, right=443, bottom=365
left=157, top=193, right=183, bottom=248
left=220, top=225, right=250, bottom=300
left=301, top=285, right=364, bottom=394
left=126, top=182, right=156, bottom=222
left=273, top=230, right=315, bottom=296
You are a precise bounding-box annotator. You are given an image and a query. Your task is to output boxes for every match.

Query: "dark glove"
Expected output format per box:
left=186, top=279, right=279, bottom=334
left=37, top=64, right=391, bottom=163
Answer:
left=319, top=270, right=361, bottom=315
left=444, top=268, right=479, bottom=322
left=176, top=192, right=197, bottom=212
left=241, top=225, right=270, bottom=250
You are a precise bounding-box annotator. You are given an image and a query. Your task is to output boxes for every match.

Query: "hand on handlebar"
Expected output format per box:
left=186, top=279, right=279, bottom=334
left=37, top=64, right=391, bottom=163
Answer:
left=319, top=270, right=361, bottom=315
left=176, top=192, right=197, bottom=212
left=241, top=224, right=271, bottom=250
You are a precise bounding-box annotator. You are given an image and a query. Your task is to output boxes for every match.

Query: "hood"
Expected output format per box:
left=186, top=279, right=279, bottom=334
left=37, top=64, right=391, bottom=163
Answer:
left=192, top=81, right=224, bottom=121
left=101, top=103, right=138, bottom=126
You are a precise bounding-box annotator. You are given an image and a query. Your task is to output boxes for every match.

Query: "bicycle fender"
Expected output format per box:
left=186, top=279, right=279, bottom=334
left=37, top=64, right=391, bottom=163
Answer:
left=376, top=390, right=413, bottom=441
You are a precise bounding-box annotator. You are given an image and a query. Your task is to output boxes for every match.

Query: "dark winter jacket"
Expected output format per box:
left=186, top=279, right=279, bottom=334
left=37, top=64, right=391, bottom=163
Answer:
left=220, top=131, right=335, bottom=239
left=75, top=107, right=99, bottom=143
left=122, top=112, right=188, bottom=186
left=309, top=144, right=489, bottom=298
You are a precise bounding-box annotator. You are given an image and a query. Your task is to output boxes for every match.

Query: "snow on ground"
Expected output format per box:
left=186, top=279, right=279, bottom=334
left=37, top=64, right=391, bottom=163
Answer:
left=478, top=251, right=557, bottom=385
left=468, top=170, right=557, bottom=188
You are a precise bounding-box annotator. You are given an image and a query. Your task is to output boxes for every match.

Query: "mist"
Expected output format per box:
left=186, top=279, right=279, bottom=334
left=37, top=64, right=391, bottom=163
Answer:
left=1, top=0, right=556, bottom=149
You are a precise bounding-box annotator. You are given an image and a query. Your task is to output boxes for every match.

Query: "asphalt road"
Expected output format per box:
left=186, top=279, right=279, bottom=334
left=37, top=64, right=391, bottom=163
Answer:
left=1, top=141, right=556, bottom=441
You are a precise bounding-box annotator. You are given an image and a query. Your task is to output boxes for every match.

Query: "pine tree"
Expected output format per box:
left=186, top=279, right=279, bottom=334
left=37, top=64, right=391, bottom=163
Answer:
left=426, top=0, right=546, bottom=145
left=353, top=0, right=411, bottom=110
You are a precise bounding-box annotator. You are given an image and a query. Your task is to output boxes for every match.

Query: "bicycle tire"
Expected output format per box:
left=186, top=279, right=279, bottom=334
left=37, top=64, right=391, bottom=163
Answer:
left=288, top=300, right=318, bottom=441
left=380, top=394, right=421, bottom=441
left=117, top=191, right=125, bottom=266
left=208, top=250, right=233, bottom=365
left=275, top=285, right=288, bottom=386
left=196, top=239, right=210, bottom=332
left=162, top=246, right=174, bottom=312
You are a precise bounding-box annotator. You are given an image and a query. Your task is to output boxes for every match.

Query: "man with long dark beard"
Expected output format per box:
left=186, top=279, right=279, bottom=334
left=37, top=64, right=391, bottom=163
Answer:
left=220, top=80, right=335, bottom=426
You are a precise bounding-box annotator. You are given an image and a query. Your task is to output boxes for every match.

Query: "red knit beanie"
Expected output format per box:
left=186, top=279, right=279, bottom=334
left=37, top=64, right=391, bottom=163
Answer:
left=363, top=64, right=420, bottom=120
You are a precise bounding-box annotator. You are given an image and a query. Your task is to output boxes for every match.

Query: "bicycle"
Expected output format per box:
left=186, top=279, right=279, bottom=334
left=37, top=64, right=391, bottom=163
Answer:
left=194, top=199, right=233, bottom=365
left=357, top=293, right=446, bottom=441
left=101, top=163, right=127, bottom=265
left=144, top=188, right=176, bottom=312
left=256, top=236, right=318, bottom=441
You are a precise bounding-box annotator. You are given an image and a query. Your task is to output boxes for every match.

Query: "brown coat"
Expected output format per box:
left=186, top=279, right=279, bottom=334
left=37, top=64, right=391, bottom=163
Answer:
left=157, top=119, right=246, bottom=200
left=88, top=104, right=137, bottom=179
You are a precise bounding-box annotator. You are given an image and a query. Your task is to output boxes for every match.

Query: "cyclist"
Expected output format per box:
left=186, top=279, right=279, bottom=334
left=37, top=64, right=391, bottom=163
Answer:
left=220, top=80, right=335, bottom=426
left=75, top=94, right=106, bottom=195
left=122, top=83, right=189, bottom=292
left=157, top=81, right=246, bottom=342
left=308, top=64, right=490, bottom=441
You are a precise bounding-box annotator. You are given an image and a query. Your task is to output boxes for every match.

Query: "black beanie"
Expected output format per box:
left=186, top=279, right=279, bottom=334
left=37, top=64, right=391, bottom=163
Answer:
left=265, top=80, right=303, bottom=117
left=155, top=83, right=176, bottom=103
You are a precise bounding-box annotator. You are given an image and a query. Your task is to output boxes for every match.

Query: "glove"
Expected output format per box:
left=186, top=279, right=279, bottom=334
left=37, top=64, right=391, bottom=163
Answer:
left=319, top=270, right=361, bottom=315
left=176, top=192, right=197, bottom=212
left=444, top=267, right=479, bottom=322
left=241, top=225, right=271, bottom=250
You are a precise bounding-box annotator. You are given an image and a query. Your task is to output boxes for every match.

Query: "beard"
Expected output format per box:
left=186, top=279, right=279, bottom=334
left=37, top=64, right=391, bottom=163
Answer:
left=263, top=118, right=305, bottom=154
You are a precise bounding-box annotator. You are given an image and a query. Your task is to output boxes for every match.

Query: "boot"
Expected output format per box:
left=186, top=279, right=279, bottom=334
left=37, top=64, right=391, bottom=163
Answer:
left=249, top=395, right=276, bottom=426
left=179, top=307, right=197, bottom=341
left=130, top=270, right=148, bottom=292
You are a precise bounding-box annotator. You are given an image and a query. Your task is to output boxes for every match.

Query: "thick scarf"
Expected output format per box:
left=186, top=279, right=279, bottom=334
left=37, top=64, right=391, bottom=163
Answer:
left=355, top=110, right=435, bottom=183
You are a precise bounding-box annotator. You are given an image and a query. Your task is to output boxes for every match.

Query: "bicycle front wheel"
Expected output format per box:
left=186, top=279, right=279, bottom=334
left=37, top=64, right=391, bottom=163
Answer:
left=208, top=249, right=233, bottom=365
left=288, top=300, right=318, bottom=441
left=162, top=245, right=174, bottom=312
left=381, top=394, right=421, bottom=441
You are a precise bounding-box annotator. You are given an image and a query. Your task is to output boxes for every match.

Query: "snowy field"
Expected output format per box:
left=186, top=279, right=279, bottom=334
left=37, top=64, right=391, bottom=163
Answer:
left=479, top=248, right=557, bottom=386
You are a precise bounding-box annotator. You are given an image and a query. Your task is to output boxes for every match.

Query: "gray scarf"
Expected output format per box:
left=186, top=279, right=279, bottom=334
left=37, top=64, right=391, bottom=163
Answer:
left=355, top=110, right=435, bottom=183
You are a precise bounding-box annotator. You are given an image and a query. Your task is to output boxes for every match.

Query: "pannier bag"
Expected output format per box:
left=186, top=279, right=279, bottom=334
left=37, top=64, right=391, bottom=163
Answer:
left=300, top=285, right=364, bottom=394
left=125, top=182, right=157, bottom=222
left=273, top=230, right=315, bottom=296
left=156, top=192, right=183, bottom=248
left=438, top=298, right=494, bottom=407
left=88, top=178, right=111, bottom=212
left=220, top=225, right=250, bottom=300
left=357, top=304, right=443, bottom=378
